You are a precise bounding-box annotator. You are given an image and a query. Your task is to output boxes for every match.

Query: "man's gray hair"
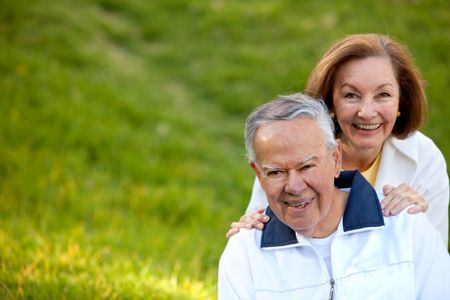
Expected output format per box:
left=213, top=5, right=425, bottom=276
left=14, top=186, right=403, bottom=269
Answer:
left=245, top=93, right=336, bottom=162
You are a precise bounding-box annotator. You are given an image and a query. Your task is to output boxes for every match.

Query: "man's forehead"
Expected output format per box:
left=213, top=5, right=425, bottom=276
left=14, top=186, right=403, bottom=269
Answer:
left=256, top=119, right=317, bottom=140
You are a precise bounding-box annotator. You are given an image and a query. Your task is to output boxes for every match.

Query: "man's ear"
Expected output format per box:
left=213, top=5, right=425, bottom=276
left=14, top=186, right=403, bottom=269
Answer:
left=332, top=140, right=342, bottom=178
left=249, top=160, right=261, bottom=179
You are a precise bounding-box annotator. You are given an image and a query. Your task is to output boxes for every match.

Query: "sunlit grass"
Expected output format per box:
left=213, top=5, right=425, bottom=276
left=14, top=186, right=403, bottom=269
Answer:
left=0, top=230, right=216, bottom=299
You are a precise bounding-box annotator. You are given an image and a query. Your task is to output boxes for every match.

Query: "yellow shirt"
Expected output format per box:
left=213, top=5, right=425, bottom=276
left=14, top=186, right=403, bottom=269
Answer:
left=361, top=153, right=382, bottom=186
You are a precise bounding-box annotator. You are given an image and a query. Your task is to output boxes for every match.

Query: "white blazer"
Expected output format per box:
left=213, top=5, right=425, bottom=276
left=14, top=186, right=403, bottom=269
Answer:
left=246, top=131, right=449, bottom=246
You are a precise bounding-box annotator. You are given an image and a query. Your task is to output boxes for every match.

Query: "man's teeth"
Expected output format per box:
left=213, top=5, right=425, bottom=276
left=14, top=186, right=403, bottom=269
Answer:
left=353, top=123, right=381, bottom=130
left=285, top=201, right=308, bottom=208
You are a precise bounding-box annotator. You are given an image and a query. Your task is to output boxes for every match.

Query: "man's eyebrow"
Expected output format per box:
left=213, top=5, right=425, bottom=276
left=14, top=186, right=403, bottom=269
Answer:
left=260, top=155, right=319, bottom=171
left=260, top=164, right=281, bottom=171
left=301, top=155, right=319, bottom=164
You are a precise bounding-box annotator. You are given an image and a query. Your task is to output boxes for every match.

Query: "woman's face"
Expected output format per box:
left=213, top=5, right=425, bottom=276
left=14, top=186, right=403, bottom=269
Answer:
left=332, top=56, right=400, bottom=152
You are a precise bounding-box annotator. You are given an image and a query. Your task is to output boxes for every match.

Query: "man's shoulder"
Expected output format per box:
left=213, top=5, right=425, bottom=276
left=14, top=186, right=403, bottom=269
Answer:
left=224, top=228, right=262, bottom=256
left=383, top=208, right=435, bottom=241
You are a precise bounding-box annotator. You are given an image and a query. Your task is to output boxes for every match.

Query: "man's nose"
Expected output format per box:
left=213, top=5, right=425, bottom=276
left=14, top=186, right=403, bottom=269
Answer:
left=284, top=171, right=306, bottom=195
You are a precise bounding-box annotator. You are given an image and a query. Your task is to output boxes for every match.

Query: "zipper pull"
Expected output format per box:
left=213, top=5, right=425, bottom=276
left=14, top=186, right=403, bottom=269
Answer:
left=328, top=278, right=335, bottom=300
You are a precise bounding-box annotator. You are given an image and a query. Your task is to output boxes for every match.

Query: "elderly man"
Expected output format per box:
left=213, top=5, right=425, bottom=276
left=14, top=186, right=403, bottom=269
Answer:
left=218, top=93, right=450, bottom=299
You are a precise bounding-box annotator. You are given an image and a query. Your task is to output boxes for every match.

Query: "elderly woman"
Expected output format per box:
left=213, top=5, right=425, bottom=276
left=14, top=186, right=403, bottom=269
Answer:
left=228, top=33, right=449, bottom=245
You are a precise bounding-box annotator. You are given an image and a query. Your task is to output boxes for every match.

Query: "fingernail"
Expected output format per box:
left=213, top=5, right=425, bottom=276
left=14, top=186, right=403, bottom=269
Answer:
left=263, top=216, right=270, bottom=222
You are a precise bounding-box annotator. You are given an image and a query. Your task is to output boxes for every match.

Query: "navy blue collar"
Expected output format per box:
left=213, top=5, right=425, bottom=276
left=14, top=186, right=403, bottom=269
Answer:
left=261, top=170, right=384, bottom=248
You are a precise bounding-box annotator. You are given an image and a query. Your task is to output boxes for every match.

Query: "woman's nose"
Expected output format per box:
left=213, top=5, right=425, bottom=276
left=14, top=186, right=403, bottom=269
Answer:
left=357, top=98, right=377, bottom=119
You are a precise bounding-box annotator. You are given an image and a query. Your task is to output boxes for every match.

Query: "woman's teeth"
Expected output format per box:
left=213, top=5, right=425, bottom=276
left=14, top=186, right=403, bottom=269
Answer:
left=353, top=123, right=381, bottom=130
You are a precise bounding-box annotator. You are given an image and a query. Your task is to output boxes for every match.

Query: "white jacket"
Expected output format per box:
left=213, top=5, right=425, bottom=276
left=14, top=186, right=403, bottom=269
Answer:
left=219, top=171, right=450, bottom=299
left=246, top=132, right=449, bottom=245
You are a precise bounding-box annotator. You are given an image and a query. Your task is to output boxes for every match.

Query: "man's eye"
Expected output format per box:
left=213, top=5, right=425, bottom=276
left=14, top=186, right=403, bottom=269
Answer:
left=301, top=164, right=314, bottom=171
left=267, top=170, right=284, bottom=177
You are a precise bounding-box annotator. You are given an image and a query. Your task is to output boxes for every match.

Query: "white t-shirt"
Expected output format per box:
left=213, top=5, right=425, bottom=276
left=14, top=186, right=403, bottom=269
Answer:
left=302, top=232, right=336, bottom=277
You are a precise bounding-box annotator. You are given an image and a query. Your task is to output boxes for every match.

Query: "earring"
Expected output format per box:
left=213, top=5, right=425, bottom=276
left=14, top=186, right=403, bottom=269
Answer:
left=397, top=111, right=401, bottom=117
left=330, top=112, right=335, bottom=118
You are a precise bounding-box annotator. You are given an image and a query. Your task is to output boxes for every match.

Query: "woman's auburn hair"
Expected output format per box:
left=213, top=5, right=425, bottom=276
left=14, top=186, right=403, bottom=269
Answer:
left=305, top=33, right=427, bottom=139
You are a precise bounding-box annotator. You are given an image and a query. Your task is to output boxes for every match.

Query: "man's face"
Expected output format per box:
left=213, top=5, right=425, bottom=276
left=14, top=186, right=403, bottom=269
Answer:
left=250, top=118, right=341, bottom=237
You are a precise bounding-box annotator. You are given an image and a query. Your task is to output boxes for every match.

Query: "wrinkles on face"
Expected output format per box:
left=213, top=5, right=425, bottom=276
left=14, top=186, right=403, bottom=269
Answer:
left=252, top=118, right=342, bottom=237
left=332, top=57, right=400, bottom=164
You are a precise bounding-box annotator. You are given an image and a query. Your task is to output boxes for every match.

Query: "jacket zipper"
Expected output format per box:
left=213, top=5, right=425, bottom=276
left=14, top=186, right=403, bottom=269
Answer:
left=328, top=278, right=335, bottom=300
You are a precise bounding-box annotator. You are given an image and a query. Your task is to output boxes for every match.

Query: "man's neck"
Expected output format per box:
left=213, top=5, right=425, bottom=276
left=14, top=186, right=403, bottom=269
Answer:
left=299, top=188, right=349, bottom=238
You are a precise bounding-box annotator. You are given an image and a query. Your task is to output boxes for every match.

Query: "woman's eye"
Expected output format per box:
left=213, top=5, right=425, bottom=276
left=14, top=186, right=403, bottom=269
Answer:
left=343, top=92, right=359, bottom=100
left=379, top=92, right=391, bottom=97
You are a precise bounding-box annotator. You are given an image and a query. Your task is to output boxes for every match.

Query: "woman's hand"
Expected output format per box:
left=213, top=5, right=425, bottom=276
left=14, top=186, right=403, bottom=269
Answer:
left=381, top=184, right=429, bottom=217
left=226, top=208, right=270, bottom=239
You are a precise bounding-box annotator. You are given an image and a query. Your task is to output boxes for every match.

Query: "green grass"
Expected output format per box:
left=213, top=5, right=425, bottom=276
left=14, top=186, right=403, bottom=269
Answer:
left=0, top=0, right=449, bottom=298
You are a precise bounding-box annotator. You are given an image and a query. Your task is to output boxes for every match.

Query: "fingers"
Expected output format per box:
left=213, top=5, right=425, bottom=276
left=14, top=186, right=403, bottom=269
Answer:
left=239, top=209, right=270, bottom=225
left=382, top=184, right=394, bottom=195
left=226, top=227, right=240, bottom=239
left=255, top=207, right=266, bottom=214
left=225, top=220, right=263, bottom=239
left=231, top=221, right=253, bottom=230
left=239, top=208, right=264, bottom=221
left=226, top=222, right=255, bottom=238
left=381, top=184, right=428, bottom=217
left=226, top=208, right=270, bottom=239
left=381, top=184, right=409, bottom=216
left=407, top=200, right=429, bottom=215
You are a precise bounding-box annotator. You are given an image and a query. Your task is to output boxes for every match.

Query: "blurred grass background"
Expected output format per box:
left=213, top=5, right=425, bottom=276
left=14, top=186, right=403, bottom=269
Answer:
left=0, top=0, right=449, bottom=299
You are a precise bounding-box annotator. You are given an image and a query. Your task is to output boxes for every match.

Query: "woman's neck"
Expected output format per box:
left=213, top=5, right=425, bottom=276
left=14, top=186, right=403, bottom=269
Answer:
left=340, top=142, right=382, bottom=172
